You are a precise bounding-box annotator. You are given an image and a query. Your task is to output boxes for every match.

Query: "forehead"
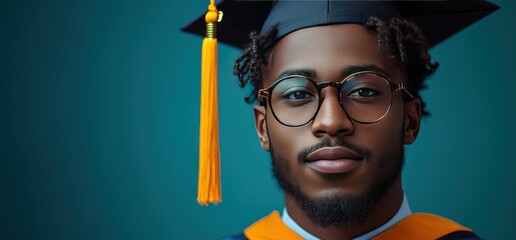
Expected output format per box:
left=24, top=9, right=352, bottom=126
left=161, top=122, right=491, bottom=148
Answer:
left=265, top=24, right=403, bottom=85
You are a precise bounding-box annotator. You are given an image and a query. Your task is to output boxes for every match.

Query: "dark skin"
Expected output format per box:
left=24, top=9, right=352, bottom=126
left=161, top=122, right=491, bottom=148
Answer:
left=253, top=24, right=422, bottom=239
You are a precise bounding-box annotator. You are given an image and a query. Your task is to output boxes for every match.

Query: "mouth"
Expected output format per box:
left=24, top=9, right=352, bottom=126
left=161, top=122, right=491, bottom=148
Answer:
left=305, top=146, right=363, bottom=174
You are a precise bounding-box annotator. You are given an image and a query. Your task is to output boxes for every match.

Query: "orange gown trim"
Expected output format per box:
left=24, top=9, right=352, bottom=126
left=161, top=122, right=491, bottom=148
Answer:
left=243, top=211, right=472, bottom=240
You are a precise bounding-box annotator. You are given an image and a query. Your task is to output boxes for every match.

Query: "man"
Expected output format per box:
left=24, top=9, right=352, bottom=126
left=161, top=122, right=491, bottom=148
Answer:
left=184, top=1, right=498, bottom=239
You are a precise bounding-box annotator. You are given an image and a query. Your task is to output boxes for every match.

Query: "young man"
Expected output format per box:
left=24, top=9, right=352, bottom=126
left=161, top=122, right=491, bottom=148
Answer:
left=184, top=1, right=498, bottom=239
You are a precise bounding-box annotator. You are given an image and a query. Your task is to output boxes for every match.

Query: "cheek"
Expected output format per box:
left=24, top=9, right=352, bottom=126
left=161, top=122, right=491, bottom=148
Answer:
left=358, top=104, right=405, bottom=157
left=266, top=115, right=311, bottom=161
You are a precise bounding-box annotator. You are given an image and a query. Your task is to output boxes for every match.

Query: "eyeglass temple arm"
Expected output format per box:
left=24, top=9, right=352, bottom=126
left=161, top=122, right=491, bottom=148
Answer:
left=396, top=82, right=414, bottom=99
left=258, top=89, right=269, bottom=105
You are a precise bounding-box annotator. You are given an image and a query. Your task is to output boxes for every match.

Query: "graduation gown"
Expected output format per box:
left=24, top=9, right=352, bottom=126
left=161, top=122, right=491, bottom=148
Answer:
left=222, top=211, right=480, bottom=240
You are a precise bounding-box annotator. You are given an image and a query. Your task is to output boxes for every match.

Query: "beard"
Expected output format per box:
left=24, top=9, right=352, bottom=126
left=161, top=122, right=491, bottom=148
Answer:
left=270, top=137, right=404, bottom=227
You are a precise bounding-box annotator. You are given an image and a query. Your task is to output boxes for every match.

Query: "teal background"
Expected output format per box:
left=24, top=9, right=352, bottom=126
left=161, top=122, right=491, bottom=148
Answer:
left=1, top=0, right=514, bottom=239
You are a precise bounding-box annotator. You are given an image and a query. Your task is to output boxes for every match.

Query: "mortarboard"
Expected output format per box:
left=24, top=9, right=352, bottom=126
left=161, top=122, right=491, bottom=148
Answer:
left=184, top=0, right=500, bottom=49
left=183, top=0, right=499, bottom=205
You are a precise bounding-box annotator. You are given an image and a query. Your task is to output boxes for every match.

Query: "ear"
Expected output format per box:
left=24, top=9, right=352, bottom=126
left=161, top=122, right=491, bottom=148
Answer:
left=253, top=105, right=270, bottom=151
left=404, top=98, right=422, bottom=145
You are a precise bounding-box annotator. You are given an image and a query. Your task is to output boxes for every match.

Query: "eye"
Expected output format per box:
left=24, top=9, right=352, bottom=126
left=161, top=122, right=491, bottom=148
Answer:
left=272, top=77, right=317, bottom=106
left=285, top=90, right=314, bottom=100
left=348, top=88, right=378, bottom=97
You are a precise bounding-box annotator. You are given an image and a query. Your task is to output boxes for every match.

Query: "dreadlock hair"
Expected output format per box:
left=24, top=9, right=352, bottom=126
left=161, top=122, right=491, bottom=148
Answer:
left=233, top=17, right=439, bottom=116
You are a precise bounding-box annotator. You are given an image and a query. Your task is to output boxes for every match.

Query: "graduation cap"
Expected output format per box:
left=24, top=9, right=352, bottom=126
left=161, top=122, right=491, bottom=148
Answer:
left=184, top=0, right=500, bottom=49
left=183, top=0, right=499, bottom=205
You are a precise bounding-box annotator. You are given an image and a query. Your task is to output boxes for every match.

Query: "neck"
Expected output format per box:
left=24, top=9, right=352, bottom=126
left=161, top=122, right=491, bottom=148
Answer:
left=284, top=176, right=404, bottom=240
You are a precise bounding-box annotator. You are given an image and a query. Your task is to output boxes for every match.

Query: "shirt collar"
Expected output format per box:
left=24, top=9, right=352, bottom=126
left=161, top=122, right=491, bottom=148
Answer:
left=281, top=194, right=412, bottom=240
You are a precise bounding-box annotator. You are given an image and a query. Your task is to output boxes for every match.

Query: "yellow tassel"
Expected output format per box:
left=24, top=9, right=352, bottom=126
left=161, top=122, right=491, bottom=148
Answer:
left=198, top=1, right=222, bottom=205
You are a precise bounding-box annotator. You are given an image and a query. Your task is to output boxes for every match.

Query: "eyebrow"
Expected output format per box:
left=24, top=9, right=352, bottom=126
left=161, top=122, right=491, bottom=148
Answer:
left=275, top=65, right=389, bottom=81
left=276, top=68, right=316, bottom=80
left=342, top=65, right=389, bottom=77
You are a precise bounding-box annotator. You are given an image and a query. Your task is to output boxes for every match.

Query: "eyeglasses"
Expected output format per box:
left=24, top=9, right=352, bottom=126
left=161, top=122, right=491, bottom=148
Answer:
left=258, top=71, right=413, bottom=127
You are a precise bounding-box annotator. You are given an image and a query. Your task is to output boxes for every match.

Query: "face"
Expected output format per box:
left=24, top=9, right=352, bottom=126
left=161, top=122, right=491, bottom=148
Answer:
left=254, top=24, right=421, bottom=226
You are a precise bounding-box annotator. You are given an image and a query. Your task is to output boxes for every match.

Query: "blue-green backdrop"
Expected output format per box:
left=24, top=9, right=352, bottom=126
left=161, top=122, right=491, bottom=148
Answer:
left=1, top=0, right=514, bottom=239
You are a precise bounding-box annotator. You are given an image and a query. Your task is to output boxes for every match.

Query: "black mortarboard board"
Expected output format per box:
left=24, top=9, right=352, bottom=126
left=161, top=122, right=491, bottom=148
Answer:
left=183, top=0, right=499, bottom=49
left=185, top=0, right=499, bottom=206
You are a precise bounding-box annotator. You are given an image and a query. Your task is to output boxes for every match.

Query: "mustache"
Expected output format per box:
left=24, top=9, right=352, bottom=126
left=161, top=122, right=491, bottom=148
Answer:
left=297, top=138, right=370, bottom=162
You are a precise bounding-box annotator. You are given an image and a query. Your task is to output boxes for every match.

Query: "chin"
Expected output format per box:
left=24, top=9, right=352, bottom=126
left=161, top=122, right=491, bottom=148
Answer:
left=270, top=143, right=404, bottom=227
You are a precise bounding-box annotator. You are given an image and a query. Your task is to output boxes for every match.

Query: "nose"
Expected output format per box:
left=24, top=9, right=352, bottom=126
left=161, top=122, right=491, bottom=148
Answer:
left=311, top=87, right=354, bottom=137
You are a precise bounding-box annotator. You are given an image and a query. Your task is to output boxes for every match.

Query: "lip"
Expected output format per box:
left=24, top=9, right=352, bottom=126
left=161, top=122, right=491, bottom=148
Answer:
left=305, top=146, right=363, bottom=174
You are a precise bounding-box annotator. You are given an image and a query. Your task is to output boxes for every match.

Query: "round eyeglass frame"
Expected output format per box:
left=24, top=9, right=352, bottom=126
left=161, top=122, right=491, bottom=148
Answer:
left=257, top=70, right=414, bottom=127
